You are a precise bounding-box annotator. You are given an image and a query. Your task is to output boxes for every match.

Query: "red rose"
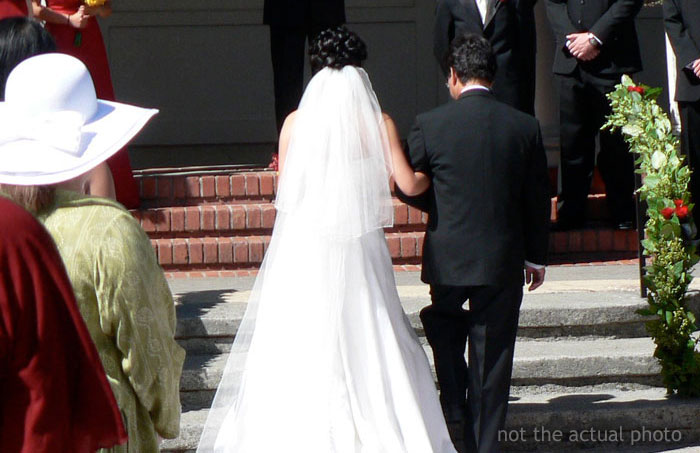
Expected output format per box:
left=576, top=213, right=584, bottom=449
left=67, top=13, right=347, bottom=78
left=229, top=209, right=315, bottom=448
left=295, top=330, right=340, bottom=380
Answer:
left=674, top=199, right=684, bottom=207
left=627, top=86, right=645, bottom=94
left=661, top=207, right=675, bottom=220
left=268, top=154, right=279, bottom=171
left=676, top=205, right=689, bottom=220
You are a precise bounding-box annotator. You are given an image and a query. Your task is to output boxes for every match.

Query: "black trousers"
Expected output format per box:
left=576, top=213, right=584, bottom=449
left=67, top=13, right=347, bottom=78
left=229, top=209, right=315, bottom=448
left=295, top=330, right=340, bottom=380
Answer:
left=680, top=100, right=700, bottom=226
left=422, top=279, right=523, bottom=453
left=269, top=23, right=331, bottom=133
left=557, top=68, right=636, bottom=224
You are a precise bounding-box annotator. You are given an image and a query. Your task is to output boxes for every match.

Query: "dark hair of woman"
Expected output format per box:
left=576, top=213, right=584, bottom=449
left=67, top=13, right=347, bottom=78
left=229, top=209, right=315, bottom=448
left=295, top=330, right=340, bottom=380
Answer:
left=0, top=17, right=56, bottom=101
left=309, top=26, right=368, bottom=74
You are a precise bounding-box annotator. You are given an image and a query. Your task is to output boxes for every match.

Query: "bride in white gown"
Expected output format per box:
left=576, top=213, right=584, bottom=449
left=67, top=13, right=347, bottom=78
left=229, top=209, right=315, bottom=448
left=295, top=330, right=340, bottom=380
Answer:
left=197, top=26, right=457, bottom=453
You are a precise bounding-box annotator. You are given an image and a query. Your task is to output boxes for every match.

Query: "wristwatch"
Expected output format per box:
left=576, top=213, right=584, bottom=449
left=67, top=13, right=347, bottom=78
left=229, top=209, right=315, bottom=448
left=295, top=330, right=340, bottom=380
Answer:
left=588, top=33, right=602, bottom=49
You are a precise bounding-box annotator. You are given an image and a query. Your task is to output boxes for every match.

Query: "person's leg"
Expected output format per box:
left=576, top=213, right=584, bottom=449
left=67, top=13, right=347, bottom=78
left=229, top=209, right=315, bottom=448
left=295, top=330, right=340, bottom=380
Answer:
left=557, top=71, right=597, bottom=228
left=464, top=280, right=523, bottom=453
left=680, top=101, right=700, bottom=227
left=592, top=76, right=635, bottom=227
left=421, top=284, right=471, bottom=452
left=269, top=26, right=307, bottom=133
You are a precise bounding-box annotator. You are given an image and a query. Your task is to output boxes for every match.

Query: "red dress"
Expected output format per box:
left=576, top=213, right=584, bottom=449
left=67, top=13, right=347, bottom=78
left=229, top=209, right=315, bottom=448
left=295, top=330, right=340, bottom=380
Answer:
left=0, top=198, right=128, bottom=453
left=0, top=0, right=27, bottom=18
left=45, top=0, right=140, bottom=209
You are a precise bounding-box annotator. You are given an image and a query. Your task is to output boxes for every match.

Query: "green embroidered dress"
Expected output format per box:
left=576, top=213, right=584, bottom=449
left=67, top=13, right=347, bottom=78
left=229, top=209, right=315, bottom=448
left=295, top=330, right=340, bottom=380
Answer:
left=37, top=190, right=186, bottom=453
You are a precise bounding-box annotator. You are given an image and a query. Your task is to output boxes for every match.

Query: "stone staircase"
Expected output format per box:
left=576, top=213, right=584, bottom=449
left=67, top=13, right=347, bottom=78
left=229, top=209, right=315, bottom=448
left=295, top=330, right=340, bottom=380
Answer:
left=161, top=267, right=700, bottom=452
left=130, top=168, right=639, bottom=274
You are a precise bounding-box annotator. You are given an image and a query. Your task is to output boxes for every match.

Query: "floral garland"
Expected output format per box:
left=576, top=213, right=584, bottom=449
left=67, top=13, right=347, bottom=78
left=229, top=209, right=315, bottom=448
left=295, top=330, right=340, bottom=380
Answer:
left=604, top=75, right=700, bottom=397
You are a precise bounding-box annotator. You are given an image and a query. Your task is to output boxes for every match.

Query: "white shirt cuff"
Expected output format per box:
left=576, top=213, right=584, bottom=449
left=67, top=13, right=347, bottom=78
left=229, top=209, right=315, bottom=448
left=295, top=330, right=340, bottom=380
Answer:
left=524, top=261, right=545, bottom=270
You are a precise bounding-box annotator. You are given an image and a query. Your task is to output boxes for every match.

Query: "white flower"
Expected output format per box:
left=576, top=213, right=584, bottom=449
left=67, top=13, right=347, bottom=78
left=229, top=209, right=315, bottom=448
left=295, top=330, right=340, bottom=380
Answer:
left=622, top=123, right=644, bottom=137
left=651, top=151, right=667, bottom=169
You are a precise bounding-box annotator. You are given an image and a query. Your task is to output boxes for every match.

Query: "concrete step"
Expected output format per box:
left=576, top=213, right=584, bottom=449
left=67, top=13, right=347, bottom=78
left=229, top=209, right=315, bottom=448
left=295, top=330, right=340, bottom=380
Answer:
left=161, top=388, right=700, bottom=452
left=174, top=288, right=680, bottom=355
left=177, top=337, right=664, bottom=412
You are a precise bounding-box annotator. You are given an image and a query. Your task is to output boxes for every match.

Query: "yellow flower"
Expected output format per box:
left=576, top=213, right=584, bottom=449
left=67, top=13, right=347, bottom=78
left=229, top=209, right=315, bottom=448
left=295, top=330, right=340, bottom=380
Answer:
left=84, top=0, right=106, bottom=6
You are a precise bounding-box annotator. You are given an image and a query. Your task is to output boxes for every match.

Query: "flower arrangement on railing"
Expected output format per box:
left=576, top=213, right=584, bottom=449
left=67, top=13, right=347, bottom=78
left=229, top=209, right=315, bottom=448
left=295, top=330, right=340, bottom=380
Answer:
left=604, top=75, right=700, bottom=397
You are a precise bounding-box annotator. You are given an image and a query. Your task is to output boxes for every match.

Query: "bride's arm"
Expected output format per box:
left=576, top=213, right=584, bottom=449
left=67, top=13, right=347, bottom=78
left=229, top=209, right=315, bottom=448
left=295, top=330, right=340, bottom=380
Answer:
left=383, top=114, right=430, bottom=196
left=277, top=111, right=297, bottom=180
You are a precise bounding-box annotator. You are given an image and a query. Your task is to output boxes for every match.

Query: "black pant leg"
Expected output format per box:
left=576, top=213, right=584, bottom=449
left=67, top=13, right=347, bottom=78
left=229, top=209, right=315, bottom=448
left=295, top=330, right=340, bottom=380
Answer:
left=557, top=72, right=597, bottom=223
left=464, top=281, right=523, bottom=453
left=421, top=284, right=471, bottom=415
left=680, top=101, right=700, bottom=227
left=269, top=26, right=308, bottom=133
left=591, top=76, right=635, bottom=224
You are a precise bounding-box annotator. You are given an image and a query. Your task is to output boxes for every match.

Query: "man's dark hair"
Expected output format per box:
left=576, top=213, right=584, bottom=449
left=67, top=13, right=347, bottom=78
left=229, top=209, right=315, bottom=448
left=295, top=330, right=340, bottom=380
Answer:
left=446, top=33, right=496, bottom=84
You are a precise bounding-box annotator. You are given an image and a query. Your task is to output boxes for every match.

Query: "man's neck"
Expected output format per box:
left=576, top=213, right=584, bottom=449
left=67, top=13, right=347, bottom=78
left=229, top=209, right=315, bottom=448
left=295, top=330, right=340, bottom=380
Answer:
left=459, top=78, right=492, bottom=93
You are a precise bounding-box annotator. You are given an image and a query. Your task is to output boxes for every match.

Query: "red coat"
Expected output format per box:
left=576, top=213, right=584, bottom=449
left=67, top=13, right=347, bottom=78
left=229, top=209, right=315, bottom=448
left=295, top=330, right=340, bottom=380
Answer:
left=0, top=197, right=128, bottom=453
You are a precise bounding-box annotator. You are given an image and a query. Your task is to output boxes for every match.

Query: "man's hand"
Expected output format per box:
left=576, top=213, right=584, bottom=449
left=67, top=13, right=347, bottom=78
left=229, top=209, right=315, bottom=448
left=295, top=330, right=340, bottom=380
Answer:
left=566, top=32, right=600, bottom=61
left=525, top=265, right=545, bottom=292
left=692, top=59, right=700, bottom=79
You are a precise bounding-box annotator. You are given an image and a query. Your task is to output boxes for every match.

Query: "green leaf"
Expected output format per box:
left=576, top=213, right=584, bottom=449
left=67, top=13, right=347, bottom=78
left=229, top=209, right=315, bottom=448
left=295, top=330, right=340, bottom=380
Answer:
left=666, top=310, right=674, bottom=325
left=646, top=87, right=663, bottom=99
left=637, top=308, right=654, bottom=316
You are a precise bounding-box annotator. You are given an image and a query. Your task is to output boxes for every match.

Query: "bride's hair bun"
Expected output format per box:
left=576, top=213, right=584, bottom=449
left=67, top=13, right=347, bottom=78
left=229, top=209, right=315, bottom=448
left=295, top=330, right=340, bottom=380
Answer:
left=309, top=26, right=367, bottom=74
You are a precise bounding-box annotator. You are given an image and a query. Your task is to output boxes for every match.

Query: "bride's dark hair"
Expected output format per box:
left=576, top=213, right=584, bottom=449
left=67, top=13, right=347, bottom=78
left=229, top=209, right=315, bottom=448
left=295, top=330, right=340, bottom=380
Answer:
left=309, top=26, right=367, bottom=74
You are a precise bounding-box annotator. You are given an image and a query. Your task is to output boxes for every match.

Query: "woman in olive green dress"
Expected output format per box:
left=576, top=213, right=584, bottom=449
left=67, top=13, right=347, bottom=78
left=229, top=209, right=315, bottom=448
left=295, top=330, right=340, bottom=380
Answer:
left=0, top=53, right=185, bottom=452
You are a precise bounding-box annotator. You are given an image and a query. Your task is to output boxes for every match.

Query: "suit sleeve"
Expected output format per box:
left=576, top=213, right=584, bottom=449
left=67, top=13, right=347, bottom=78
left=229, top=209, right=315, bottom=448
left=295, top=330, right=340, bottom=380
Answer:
left=395, top=118, right=432, bottom=211
left=589, top=0, right=643, bottom=44
left=434, top=0, right=454, bottom=76
left=663, top=0, right=700, bottom=70
left=523, top=123, right=551, bottom=265
left=545, top=0, right=578, bottom=41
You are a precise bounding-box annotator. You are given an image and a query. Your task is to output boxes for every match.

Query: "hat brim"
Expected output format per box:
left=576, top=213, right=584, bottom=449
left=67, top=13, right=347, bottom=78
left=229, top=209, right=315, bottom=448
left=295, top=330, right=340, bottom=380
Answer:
left=0, top=100, right=157, bottom=186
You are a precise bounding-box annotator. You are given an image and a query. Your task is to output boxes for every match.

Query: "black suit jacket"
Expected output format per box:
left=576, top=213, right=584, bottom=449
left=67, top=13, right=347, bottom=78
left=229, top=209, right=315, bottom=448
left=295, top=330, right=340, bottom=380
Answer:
left=434, top=0, right=538, bottom=114
left=397, top=90, right=550, bottom=287
left=545, top=0, right=643, bottom=76
left=664, top=0, right=700, bottom=103
left=263, top=0, right=345, bottom=28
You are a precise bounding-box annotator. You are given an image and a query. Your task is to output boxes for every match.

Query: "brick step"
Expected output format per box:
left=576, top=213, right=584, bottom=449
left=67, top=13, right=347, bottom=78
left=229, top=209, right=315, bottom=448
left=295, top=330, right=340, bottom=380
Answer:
left=150, top=229, right=638, bottom=271
left=137, top=171, right=278, bottom=208
left=135, top=166, right=609, bottom=208
left=133, top=196, right=616, bottom=240
left=132, top=200, right=427, bottom=239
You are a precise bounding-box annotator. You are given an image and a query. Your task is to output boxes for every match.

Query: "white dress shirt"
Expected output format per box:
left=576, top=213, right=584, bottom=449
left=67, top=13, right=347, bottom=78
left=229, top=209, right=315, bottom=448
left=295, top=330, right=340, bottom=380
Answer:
left=475, top=0, right=489, bottom=25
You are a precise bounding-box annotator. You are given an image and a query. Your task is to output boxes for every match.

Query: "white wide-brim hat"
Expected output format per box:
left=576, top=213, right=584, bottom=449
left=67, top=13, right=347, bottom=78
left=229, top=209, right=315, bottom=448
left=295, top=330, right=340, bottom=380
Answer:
left=0, top=53, right=158, bottom=186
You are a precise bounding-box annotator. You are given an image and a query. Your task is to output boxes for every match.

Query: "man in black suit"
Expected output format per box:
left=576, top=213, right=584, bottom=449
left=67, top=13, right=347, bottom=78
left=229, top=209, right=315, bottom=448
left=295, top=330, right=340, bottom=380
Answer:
left=664, top=0, right=700, bottom=227
left=264, top=0, right=345, bottom=132
left=545, top=0, right=643, bottom=229
left=397, top=34, right=550, bottom=453
left=434, top=0, right=538, bottom=114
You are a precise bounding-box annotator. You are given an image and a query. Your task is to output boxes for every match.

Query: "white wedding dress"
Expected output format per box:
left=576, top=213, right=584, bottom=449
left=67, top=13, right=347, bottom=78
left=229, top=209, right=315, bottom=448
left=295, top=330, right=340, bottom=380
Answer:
left=197, top=66, right=457, bottom=453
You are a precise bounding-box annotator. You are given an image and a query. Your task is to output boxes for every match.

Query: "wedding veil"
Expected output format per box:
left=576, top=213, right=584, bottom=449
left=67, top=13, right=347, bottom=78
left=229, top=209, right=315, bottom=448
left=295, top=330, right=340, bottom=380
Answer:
left=275, top=65, right=394, bottom=239
left=197, top=66, right=395, bottom=451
